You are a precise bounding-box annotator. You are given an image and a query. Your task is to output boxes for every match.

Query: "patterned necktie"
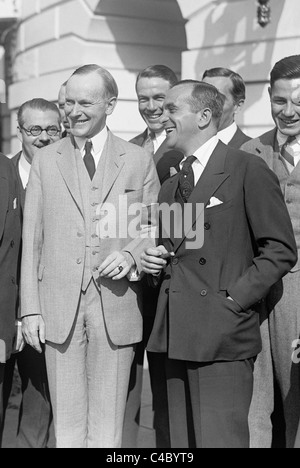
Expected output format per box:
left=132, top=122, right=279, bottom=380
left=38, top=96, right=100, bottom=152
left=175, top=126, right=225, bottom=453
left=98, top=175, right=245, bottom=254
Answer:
left=143, top=132, right=155, bottom=156
left=83, top=140, right=96, bottom=180
left=281, top=136, right=297, bottom=167
left=178, top=155, right=197, bottom=202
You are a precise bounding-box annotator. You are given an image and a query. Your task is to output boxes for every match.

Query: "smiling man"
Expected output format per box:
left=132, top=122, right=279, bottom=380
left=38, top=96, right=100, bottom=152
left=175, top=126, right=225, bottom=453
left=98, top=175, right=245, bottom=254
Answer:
left=20, top=64, right=160, bottom=448
left=141, top=79, right=297, bottom=448
left=242, top=55, right=300, bottom=448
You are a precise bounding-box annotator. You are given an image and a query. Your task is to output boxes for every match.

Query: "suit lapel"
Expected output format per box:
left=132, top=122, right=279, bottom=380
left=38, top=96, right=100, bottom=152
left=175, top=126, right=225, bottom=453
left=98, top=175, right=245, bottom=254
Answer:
left=100, top=131, right=125, bottom=203
left=56, top=137, right=84, bottom=217
left=174, top=142, right=230, bottom=252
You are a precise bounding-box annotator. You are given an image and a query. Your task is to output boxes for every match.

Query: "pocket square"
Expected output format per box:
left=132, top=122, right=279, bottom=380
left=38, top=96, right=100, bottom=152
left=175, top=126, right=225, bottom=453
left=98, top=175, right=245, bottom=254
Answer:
left=170, top=167, right=178, bottom=177
left=13, top=198, right=17, bottom=210
left=206, top=196, right=223, bottom=208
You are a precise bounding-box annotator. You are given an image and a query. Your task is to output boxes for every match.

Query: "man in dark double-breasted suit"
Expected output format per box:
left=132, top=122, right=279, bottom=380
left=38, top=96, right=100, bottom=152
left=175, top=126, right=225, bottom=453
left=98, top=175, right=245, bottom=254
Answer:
left=141, top=80, right=297, bottom=448
left=0, top=153, right=21, bottom=446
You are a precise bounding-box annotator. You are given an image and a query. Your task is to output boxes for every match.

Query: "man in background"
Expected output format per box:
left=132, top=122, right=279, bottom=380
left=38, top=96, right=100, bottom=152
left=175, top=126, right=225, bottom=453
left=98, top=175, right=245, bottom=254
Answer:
left=242, top=55, right=300, bottom=448
left=0, top=153, right=22, bottom=446
left=123, top=65, right=183, bottom=448
left=58, top=81, right=71, bottom=137
left=202, top=67, right=251, bottom=148
left=3, top=98, right=61, bottom=448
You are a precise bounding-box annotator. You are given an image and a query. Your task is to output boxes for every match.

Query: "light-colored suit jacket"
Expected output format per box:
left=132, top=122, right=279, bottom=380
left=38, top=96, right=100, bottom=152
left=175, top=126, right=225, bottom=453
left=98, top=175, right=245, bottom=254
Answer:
left=20, top=131, right=160, bottom=345
left=241, top=128, right=300, bottom=272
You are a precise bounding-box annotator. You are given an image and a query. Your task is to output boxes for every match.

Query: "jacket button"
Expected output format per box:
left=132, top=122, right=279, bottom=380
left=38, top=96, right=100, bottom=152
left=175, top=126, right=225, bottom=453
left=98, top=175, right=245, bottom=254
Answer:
left=76, top=258, right=82, bottom=264
left=11, top=277, right=16, bottom=284
left=165, top=288, right=170, bottom=294
left=204, top=222, right=211, bottom=230
left=172, top=258, right=179, bottom=265
left=10, top=240, right=15, bottom=248
left=200, top=289, right=207, bottom=296
left=77, top=233, right=83, bottom=238
left=199, top=257, right=206, bottom=265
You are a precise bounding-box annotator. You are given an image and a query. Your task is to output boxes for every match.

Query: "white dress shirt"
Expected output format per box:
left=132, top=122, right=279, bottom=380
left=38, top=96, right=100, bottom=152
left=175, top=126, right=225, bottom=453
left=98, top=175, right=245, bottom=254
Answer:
left=18, top=152, right=31, bottom=189
left=217, top=122, right=237, bottom=145
left=75, top=126, right=108, bottom=167
left=180, top=135, right=219, bottom=185
left=147, top=129, right=166, bottom=153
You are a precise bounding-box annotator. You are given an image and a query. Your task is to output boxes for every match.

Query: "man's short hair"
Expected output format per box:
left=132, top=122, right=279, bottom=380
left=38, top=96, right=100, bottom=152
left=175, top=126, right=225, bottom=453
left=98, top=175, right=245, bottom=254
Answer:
left=136, top=65, right=178, bottom=89
left=202, top=67, right=246, bottom=103
left=270, top=55, right=300, bottom=88
left=17, top=98, right=61, bottom=127
left=70, top=64, right=119, bottom=100
left=173, top=80, right=224, bottom=125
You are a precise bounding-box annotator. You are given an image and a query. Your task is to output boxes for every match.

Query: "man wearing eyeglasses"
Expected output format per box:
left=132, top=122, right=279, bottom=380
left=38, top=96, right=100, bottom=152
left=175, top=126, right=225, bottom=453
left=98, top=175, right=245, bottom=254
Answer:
left=2, top=98, right=61, bottom=448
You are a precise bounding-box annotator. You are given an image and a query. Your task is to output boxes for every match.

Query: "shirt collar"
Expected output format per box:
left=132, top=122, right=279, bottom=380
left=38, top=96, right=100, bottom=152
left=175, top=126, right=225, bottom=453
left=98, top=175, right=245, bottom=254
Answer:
left=192, top=135, right=219, bottom=167
left=19, top=151, right=31, bottom=173
left=277, top=129, right=300, bottom=148
left=217, top=122, right=237, bottom=144
left=75, top=126, right=108, bottom=155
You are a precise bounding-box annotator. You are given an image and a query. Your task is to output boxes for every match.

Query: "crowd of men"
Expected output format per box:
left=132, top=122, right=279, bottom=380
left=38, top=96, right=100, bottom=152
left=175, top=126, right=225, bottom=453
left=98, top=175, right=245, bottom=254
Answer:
left=0, top=54, right=300, bottom=448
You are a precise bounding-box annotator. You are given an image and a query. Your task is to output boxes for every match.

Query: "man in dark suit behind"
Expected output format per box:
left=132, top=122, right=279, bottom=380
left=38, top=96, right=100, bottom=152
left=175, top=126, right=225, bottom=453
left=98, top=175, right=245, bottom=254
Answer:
left=0, top=153, right=22, bottom=446
left=3, top=98, right=61, bottom=448
left=202, top=67, right=251, bottom=148
left=123, top=65, right=183, bottom=448
left=141, top=80, right=297, bottom=448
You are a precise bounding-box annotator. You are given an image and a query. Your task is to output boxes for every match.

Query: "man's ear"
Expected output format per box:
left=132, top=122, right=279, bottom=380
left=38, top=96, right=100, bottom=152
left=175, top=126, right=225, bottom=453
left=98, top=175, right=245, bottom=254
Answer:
left=234, top=99, right=245, bottom=116
left=106, top=97, right=118, bottom=116
left=268, top=86, right=272, bottom=100
left=198, top=108, right=212, bottom=128
left=17, top=126, right=23, bottom=144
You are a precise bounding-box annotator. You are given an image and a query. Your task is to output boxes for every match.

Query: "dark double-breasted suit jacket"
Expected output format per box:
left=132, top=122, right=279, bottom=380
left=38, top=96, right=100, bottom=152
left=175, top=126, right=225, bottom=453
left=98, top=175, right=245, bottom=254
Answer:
left=0, top=153, right=22, bottom=362
left=147, top=141, right=297, bottom=362
left=11, top=152, right=26, bottom=213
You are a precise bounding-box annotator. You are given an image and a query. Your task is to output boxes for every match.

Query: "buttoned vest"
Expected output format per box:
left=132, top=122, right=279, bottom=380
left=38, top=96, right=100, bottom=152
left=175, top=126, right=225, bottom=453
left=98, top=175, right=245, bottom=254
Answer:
left=274, top=156, right=300, bottom=272
left=75, top=147, right=105, bottom=291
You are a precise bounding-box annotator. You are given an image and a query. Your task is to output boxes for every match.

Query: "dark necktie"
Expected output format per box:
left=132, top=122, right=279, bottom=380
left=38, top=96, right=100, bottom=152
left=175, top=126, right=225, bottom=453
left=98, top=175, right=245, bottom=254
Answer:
left=143, top=132, right=155, bottom=156
left=178, top=155, right=197, bottom=202
left=83, top=140, right=96, bottom=180
left=281, top=136, right=297, bottom=167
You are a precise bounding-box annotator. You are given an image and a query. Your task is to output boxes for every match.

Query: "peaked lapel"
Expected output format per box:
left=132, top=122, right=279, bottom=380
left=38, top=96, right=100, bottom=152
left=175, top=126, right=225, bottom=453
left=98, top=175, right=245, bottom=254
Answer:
left=56, top=137, right=84, bottom=217
left=100, top=131, right=125, bottom=203
left=174, top=141, right=230, bottom=252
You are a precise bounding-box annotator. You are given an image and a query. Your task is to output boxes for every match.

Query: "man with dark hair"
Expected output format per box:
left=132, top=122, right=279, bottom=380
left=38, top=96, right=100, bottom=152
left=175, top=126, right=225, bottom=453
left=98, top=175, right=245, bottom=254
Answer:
left=123, top=65, right=183, bottom=448
left=0, top=153, right=22, bottom=447
left=202, top=67, right=251, bottom=148
left=242, top=54, right=300, bottom=448
left=3, top=98, right=61, bottom=448
left=141, top=79, right=297, bottom=448
left=20, top=64, right=160, bottom=448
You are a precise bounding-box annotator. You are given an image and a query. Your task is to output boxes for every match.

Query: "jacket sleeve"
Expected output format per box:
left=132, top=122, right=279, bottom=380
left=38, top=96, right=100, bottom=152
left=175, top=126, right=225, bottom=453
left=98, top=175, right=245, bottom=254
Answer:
left=228, top=156, right=297, bottom=310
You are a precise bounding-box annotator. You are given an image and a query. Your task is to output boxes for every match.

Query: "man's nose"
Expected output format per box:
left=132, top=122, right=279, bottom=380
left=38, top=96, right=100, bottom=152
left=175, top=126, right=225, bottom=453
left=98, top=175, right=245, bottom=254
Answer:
left=147, top=99, right=157, bottom=111
left=283, top=102, right=296, bottom=117
left=39, top=130, right=51, bottom=142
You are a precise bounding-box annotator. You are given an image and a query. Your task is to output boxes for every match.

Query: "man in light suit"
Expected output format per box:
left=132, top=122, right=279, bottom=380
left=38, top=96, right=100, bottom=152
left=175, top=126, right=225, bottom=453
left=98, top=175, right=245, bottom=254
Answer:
left=241, top=55, right=300, bottom=448
left=20, top=64, right=160, bottom=448
left=123, top=65, right=182, bottom=448
left=0, top=153, right=22, bottom=446
left=141, top=80, right=297, bottom=448
left=202, top=67, right=251, bottom=148
left=3, top=98, right=60, bottom=448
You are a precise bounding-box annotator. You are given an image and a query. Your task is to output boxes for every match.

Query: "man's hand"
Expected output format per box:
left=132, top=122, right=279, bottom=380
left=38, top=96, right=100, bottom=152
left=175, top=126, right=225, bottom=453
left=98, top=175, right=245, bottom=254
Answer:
left=98, top=251, right=135, bottom=280
left=141, top=245, right=171, bottom=275
left=22, top=315, right=46, bottom=354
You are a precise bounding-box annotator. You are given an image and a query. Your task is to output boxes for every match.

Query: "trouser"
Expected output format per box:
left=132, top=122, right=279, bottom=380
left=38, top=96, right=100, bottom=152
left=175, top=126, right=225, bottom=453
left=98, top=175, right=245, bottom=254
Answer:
left=3, top=345, right=52, bottom=448
left=165, top=358, right=254, bottom=448
left=45, top=280, right=134, bottom=448
left=0, top=364, right=4, bottom=447
left=250, top=272, right=300, bottom=448
left=122, top=314, right=170, bottom=448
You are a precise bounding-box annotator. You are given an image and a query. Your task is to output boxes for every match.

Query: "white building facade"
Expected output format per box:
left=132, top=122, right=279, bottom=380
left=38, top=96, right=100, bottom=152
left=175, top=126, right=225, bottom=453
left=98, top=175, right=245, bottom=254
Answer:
left=0, top=0, right=299, bottom=154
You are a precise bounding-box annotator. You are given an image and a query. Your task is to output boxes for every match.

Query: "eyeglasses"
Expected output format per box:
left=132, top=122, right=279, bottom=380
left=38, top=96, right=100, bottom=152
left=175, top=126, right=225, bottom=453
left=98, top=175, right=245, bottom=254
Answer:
left=20, top=125, right=61, bottom=137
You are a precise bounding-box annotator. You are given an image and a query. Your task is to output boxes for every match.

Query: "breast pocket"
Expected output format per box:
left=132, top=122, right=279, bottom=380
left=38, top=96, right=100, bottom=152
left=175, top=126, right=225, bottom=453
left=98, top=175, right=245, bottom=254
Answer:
left=205, top=198, right=233, bottom=215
